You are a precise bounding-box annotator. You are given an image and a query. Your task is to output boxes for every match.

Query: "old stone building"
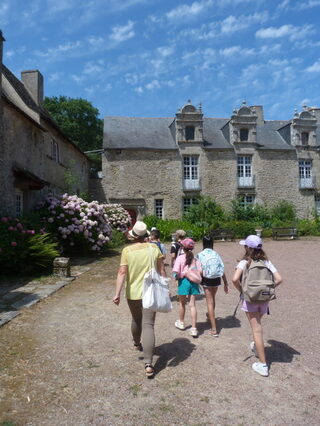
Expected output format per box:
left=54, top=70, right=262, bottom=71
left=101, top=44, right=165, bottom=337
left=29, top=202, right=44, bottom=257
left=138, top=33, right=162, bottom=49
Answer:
left=0, top=31, right=90, bottom=216
left=102, top=99, right=320, bottom=220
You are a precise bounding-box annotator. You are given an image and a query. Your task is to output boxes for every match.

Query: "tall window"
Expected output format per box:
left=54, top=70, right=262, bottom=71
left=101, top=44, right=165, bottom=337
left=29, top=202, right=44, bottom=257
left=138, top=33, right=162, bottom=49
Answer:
left=240, top=128, right=249, bottom=141
left=154, top=199, right=163, bottom=219
left=239, top=195, right=254, bottom=207
left=315, top=195, right=320, bottom=216
left=299, top=160, right=312, bottom=188
left=183, top=156, right=199, bottom=190
left=185, top=126, right=195, bottom=141
left=301, top=132, right=309, bottom=145
left=51, top=140, right=59, bottom=163
left=237, top=156, right=253, bottom=187
left=15, top=190, right=23, bottom=216
left=183, top=198, right=198, bottom=212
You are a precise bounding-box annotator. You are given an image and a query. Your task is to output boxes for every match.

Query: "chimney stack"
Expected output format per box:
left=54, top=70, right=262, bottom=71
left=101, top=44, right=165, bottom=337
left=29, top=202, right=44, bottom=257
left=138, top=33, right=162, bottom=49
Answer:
left=252, top=105, right=264, bottom=125
left=21, top=70, right=44, bottom=106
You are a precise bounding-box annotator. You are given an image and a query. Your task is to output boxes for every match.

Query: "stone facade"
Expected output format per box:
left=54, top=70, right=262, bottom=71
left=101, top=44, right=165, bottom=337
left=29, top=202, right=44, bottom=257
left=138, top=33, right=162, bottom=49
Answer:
left=102, top=100, right=320, bottom=220
left=0, top=32, right=90, bottom=216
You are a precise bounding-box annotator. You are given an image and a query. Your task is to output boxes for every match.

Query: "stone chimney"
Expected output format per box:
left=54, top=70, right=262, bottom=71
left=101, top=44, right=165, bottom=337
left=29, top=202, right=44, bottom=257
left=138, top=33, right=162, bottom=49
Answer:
left=21, top=70, right=44, bottom=106
left=252, top=105, right=264, bottom=125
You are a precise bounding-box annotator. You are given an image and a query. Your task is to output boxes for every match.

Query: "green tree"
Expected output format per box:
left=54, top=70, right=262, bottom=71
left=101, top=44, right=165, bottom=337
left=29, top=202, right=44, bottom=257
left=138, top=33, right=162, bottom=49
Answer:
left=44, top=96, right=103, bottom=170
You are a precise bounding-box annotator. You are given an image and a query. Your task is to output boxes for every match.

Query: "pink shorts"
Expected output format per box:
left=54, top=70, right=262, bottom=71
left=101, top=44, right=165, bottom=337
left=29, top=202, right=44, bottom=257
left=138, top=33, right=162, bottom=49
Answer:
left=241, top=300, right=269, bottom=314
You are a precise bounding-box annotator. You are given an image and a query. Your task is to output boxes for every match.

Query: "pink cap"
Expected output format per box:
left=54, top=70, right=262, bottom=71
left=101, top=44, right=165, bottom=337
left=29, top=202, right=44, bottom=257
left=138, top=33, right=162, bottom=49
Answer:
left=239, top=235, right=263, bottom=249
left=181, top=238, right=195, bottom=249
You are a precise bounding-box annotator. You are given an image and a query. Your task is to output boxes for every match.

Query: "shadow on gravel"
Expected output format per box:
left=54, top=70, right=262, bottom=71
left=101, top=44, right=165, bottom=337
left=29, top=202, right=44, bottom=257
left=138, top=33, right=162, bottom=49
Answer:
left=266, top=339, right=301, bottom=365
left=153, top=338, right=196, bottom=375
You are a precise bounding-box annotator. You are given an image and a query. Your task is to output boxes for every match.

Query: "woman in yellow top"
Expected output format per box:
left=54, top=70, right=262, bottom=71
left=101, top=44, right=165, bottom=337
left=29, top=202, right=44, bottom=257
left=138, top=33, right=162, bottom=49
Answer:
left=113, top=221, right=166, bottom=378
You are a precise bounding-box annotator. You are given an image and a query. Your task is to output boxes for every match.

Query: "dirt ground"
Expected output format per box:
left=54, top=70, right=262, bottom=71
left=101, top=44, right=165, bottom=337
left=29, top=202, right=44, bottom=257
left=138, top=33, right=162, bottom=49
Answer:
left=0, top=238, right=320, bottom=426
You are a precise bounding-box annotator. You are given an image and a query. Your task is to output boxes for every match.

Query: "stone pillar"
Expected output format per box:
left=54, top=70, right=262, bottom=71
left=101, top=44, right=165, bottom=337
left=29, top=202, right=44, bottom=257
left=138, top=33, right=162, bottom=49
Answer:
left=21, top=70, right=44, bottom=106
left=53, top=257, right=71, bottom=278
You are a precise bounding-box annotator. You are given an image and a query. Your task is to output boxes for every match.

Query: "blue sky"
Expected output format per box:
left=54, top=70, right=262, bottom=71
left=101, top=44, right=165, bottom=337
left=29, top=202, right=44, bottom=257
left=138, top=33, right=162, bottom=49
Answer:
left=1, top=0, right=320, bottom=120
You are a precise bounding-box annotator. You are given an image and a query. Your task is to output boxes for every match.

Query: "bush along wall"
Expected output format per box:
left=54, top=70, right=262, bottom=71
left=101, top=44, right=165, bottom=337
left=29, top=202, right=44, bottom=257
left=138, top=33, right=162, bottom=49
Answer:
left=0, top=216, right=59, bottom=274
left=145, top=197, right=320, bottom=241
left=37, top=194, right=132, bottom=254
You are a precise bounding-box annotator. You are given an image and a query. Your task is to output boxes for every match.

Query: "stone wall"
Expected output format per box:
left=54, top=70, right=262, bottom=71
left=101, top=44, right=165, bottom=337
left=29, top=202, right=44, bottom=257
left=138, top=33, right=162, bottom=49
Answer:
left=101, top=144, right=319, bottom=219
left=1, top=101, right=90, bottom=215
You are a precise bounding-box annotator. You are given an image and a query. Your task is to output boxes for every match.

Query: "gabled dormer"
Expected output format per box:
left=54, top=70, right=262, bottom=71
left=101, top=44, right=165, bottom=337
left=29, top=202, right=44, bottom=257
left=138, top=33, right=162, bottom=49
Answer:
left=291, top=106, right=317, bottom=147
left=230, top=101, right=258, bottom=145
left=175, top=100, right=203, bottom=143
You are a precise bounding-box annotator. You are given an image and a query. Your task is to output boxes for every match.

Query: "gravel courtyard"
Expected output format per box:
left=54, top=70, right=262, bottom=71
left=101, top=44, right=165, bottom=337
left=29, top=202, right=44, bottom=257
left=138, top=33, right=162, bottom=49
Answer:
left=0, top=238, right=319, bottom=426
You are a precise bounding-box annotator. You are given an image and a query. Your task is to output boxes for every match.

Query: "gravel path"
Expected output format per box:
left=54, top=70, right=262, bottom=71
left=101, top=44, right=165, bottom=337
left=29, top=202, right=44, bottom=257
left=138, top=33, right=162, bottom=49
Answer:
left=0, top=239, right=319, bottom=426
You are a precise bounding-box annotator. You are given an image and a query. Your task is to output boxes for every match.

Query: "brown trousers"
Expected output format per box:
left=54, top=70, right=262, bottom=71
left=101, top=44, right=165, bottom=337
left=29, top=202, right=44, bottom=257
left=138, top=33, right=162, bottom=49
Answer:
left=127, top=299, right=156, bottom=364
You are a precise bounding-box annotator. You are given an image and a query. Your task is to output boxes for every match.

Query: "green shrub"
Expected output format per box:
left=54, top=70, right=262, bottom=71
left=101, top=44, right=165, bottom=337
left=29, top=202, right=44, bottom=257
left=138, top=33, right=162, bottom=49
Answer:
left=184, top=196, right=225, bottom=228
left=297, top=219, right=320, bottom=236
left=106, top=229, right=127, bottom=248
left=143, top=217, right=205, bottom=241
left=270, top=200, right=297, bottom=223
left=0, top=216, right=59, bottom=274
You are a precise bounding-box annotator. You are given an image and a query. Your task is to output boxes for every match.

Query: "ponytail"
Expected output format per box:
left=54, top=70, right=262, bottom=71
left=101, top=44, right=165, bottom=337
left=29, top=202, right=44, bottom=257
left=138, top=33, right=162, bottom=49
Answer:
left=184, top=248, right=194, bottom=266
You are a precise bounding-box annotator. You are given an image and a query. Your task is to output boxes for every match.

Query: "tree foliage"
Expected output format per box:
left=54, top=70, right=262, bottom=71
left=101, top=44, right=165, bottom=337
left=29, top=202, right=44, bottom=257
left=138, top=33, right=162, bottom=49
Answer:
left=44, top=95, right=103, bottom=155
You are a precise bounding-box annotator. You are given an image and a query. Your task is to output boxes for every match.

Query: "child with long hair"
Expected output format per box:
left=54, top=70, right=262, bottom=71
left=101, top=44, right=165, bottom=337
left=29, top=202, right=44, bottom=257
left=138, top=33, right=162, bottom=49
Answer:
left=232, top=235, right=282, bottom=377
left=197, top=236, right=229, bottom=337
left=172, top=238, right=202, bottom=337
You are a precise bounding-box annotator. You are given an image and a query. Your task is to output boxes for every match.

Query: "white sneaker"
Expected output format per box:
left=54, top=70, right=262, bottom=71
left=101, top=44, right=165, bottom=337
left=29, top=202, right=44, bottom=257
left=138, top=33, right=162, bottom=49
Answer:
left=189, top=327, right=198, bottom=337
left=175, top=320, right=185, bottom=330
left=250, top=341, right=258, bottom=357
left=252, top=362, right=269, bottom=377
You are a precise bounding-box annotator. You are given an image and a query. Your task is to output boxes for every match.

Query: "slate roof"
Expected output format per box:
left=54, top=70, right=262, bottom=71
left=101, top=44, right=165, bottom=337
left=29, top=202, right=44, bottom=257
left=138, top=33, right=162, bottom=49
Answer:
left=256, top=120, right=294, bottom=150
left=103, top=115, right=320, bottom=151
left=103, top=117, right=177, bottom=150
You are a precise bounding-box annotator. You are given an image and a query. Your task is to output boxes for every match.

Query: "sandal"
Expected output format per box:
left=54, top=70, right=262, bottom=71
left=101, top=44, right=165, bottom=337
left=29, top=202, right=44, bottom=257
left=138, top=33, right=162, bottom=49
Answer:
left=145, top=364, right=154, bottom=377
left=133, top=343, right=143, bottom=351
left=209, top=330, right=219, bottom=337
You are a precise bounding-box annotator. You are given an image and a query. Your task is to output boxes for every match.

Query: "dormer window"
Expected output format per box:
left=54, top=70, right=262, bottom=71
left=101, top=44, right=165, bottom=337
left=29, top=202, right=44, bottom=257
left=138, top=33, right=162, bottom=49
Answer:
left=185, top=126, right=195, bottom=141
left=240, top=128, right=249, bottom=142
left=301, top=132, right=309, bottom=145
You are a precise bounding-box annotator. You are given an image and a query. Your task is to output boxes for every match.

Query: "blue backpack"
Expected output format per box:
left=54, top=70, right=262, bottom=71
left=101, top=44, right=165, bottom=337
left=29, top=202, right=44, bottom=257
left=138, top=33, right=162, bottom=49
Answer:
left=197, top=249, right=224, bottom=279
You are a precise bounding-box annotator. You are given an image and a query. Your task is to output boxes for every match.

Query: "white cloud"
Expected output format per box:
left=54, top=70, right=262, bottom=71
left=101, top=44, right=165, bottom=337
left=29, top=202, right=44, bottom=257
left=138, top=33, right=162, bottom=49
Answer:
left=221, top=12, right=268, bottom=34
left=48, top=72, right=62, bottom=82
left=298, top=0, right=320, bottom=9
left=256, top=24, right=314, bottom=41
left=109, top=21, right=135, bottom=43
left=166, top=0, right=213, bottom=21
left=34, top=41, right=82, bottom=59
left=157, top=46, right=174, bottom=57
left=145, top=79, right=161, bottom=90
left=134, top=86, right=144, bottom=94
left=306, top=60, right=320, bottom=72
left=83, top=62, right=104, bottom=75
left=4, top=50, right=15, bottom=58
left=219, top=46, right=255, bottom=57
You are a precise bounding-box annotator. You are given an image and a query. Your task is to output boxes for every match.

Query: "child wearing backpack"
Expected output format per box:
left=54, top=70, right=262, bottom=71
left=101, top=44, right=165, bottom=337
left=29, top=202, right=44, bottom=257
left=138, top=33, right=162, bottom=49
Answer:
left=232, top=235, right=282, bottom=377
left=172, top=238, right=202, bottom=337
left=196, top=236, right=229, bottom=337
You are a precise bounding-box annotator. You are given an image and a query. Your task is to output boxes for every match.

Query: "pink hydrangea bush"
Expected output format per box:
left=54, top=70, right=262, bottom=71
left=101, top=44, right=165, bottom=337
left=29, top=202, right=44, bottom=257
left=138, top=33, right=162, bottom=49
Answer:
left=38, top=194, right=131, bottom=253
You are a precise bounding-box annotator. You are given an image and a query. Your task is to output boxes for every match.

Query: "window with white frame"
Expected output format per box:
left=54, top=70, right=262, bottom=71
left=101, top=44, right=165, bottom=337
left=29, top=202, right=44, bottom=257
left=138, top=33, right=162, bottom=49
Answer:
left=51, top=139, right=60, bottom=163
left=15, top=190, right=23, bottom=216
left=183, top=156, right=199, bottom=190
left=239, top=194, right=254, bottom=207
left=315, top=195, right=320, bottom=216
left=155, top=199, right=163, bottom=219
left=237, top=156, right=253, bottom=186
left=299, top=160, right=313, bottom=188
left=183, top=197, right=198, bottom=212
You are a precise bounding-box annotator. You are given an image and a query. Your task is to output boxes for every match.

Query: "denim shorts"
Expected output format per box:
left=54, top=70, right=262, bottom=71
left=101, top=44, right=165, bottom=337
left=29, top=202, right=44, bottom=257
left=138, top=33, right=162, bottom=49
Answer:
left=241, top=300, right=269, bottom=314
left=177, top=278, right=201, bottom=296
